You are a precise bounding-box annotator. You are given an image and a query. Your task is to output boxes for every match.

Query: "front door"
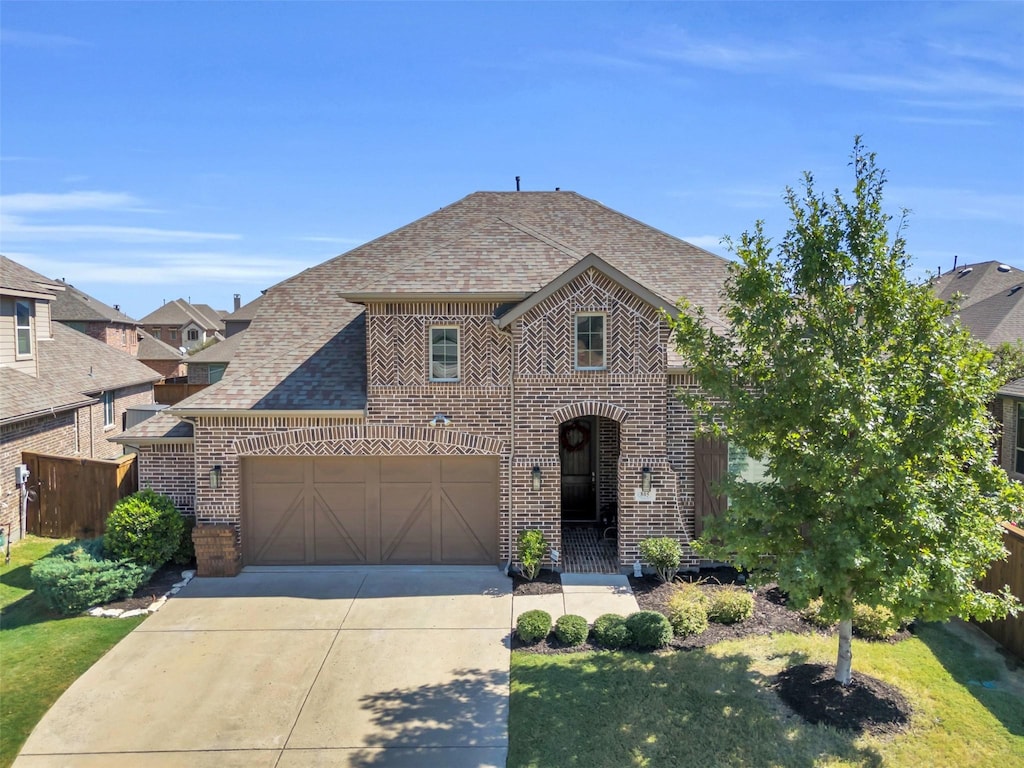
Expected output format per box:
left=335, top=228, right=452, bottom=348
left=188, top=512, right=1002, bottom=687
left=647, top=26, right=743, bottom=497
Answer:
left=560, top=416, right=596, bottom=521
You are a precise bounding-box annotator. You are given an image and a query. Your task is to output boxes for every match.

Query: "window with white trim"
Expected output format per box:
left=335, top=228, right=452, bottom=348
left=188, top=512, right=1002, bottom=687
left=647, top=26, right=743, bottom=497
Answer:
left=15, top=300, right=32, bottom=357
left=430, top=326, right=460, bottom=381
left=102, top=391, right=115, bottom=428
left=574, top=312, right=606, bottom=370
left=1016, top=403, right=1024, bottom=474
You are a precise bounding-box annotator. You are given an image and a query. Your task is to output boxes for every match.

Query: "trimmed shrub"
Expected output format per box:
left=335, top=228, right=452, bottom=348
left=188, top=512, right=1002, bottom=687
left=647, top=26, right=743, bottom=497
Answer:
left=516, top=609, right=553, bottom=643
left=667, top=592, right=709, bottom=637
left=853, top=604, right=899, bottom=640
left=517, top=529, right=549, bottom=581
left=554, top=614, right=589, bottom=646
left=172, top=515, right=196, bottom=566
left=708, top=587, right=755, bottom=624
left=31, top=539, right=152, bottom=616
left=639, top=537, right=682, bottom=583
left=105, top=489, right=184, bottom=569
left=798, top=597, right=835, bottom=629
left=592, top=613, right=634, bottom=649
left=626, top=610, right=673, bottom=649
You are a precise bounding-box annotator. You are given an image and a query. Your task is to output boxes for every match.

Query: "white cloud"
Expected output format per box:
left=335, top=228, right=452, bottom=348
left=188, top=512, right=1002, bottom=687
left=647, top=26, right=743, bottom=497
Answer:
left=640, top=26, right=800, bottom=72
left=0, top=216, right=241, bottom=243
left=1, top=190, right=141, bottom=213
left=0, top=28, right=87, bottom=48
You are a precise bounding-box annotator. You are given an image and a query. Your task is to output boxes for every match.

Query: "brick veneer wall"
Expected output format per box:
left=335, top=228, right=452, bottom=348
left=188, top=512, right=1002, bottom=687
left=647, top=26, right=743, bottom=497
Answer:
left=79, top=322, right=139, bottom=356
left=0, top=411, right=78, bottom=541
left=138, top=443, right=196, bottom=515
left=85, top=383, right=154, bottom=460
left=1002, top=397, right=1023, bottom=481
left=139, top=358, right=186, bottom=380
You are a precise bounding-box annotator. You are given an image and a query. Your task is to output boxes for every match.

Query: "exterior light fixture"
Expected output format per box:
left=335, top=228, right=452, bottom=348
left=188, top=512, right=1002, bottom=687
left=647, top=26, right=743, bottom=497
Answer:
left=531, top=465, right=542, bottom=491
left=641, top=466, right=652, bottom=494
left=429, top=413, right=452, bottom=428
left=209, top=465, right=223, bottom=489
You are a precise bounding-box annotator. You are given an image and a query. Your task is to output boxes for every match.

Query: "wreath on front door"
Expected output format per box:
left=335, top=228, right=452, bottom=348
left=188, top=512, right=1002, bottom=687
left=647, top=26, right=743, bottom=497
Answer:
left=560, top=419, right=591, bottom=453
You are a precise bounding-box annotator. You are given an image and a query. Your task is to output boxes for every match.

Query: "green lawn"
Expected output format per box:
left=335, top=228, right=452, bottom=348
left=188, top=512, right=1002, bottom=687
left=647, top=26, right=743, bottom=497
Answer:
left=0, top=536, right=145, bottom=768
left=509, top=624, right=1024, bottom=768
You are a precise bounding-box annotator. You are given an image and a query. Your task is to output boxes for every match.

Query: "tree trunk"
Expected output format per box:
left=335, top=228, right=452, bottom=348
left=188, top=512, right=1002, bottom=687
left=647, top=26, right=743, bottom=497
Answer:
left=835, top=618, right=853, bottom=685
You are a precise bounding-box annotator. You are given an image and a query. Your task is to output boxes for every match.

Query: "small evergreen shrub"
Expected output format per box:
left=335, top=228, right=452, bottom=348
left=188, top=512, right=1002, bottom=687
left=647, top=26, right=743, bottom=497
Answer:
left=626, top=610, right=673, bottom=649
left=666, top=594, right=709, bottom=637
left=517, top=529, right=549, bottom=581
left=31, top=539, right=152, bottom=616
left=516, top=609, right=553, bottom=643
left=105, top=489, right=184, bottom=568
left=853, top=604, right=899, bottom=640
left=798, top=597, right=835, bottom=629
left=639, top=537, right=682, bottom=582
left=707, top=587, right=755, bottom=624
left=592, top=613, right=634, bottom=649
left=554, top=614, right=589, bottom=646
left=173, top=515, right=196, bottom=566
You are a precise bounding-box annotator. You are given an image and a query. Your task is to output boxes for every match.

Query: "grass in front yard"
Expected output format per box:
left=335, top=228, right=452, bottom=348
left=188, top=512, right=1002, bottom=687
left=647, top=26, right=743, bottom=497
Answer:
left=0, top=536, right=145, bottom=768
left=509, top=624, right=1024, bottom=768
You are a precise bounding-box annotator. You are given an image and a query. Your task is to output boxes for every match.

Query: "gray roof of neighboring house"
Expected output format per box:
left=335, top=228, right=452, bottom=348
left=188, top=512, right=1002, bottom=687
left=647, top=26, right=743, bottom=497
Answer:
left=952, top=286, right=1024, bottom=347
left=175, top=192, right=731, bottom=413
left=0, top=366, right=95, bottom=424
left=0, top=255, right=65, bottom=299
left=41, top=323, right=161, bottom=396
left=930, top=261, right=1024, bottom=347
left=999, top=378, right=1024, bottom=399
left=50, top=280, right=138, bottom=324
left=187, top=330, right=246, bottom=364
left=136, top=329, right=187, bottom=362
left=139, top=299, right=225, bottom=331
left=110, top=410, right=194, bottom=443
left=931, top=261, right=1024, bottom=310
left=223, top=294, right=264, bottom=321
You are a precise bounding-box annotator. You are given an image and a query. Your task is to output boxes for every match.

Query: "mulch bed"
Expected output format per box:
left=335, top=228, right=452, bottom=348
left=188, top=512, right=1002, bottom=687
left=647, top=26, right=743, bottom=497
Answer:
left=512, top=569, right=562, bottom=596
left=775, top=663, right=913, bottom=735
left=99, top=562, right=194, bottom=612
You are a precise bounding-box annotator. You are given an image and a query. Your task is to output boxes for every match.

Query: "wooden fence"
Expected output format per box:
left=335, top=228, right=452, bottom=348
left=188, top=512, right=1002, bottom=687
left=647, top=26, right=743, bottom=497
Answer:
left=23, top=452, right=138, bottom=539
left=154, top=382, right=208, bottom=405
left=976, top=522, right=1024, bottom=659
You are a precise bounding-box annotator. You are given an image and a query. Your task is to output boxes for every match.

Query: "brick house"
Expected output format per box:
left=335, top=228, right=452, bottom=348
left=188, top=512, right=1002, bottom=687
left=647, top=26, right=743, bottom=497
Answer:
left=137, top=329, right=188, bottom=380
left=116, top=192, right=733, bottom=572
left=1, top=256, right=161, bottom=541
left=186, top=330, right=246, bottom=385
left=139, top=299, right=225, bottom=352
left=50, top=279, right=140, bottom=357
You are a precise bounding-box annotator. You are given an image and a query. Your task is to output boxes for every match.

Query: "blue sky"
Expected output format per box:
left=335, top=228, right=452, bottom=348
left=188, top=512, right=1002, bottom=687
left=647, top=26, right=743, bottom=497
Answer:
left=1, top=1, right=1022, bottom=320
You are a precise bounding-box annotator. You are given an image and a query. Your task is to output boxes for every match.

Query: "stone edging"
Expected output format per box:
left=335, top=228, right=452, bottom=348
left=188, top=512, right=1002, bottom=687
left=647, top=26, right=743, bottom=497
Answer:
left=85, top=569, right=196, bottom=619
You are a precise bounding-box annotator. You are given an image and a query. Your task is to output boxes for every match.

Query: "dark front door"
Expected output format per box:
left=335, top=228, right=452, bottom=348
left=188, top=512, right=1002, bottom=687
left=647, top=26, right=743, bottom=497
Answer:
left=560, top=417, right=596, bottom=521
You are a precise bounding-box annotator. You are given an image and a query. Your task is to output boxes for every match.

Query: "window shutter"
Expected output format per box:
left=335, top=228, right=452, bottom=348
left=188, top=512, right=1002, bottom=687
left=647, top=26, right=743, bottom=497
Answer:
left=694, top=435, right=728, bottom=537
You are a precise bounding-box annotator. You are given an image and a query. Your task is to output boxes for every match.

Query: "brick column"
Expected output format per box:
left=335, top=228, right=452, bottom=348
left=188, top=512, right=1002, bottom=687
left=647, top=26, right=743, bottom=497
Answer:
left=192, top=524, right=241, bottom=577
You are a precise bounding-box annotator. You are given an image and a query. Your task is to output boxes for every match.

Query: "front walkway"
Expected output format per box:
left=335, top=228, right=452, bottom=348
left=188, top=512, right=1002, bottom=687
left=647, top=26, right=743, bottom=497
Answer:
left=512, top=573, right=640, bottom=625
left=15, top=567, right=512, bottom=768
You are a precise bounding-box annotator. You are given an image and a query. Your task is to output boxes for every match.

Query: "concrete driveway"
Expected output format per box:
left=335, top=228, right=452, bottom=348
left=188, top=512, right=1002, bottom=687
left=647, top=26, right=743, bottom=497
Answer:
left=15, top=566, right=512, bottom=768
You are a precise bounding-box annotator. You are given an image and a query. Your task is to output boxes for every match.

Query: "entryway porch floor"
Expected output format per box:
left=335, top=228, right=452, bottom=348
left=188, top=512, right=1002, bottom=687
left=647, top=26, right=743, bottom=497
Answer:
left=560, top=524, right=619, bottom=574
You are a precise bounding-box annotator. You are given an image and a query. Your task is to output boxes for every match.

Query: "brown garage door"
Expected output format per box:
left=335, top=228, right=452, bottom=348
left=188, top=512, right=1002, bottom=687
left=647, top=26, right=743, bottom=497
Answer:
left=243, top=456, right=499, bottom=565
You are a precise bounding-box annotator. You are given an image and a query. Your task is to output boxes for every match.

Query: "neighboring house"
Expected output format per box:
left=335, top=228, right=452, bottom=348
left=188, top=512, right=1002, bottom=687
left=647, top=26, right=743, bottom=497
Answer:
left=115, top=191, right=733, bottom=571
left=223, top=294, right=264, bottom=338
left=50, top=280, right=140, bottom=356
left=998, top=378, right=1024, bottom=482
left=137, top=329, right=188, bottom=380
left=930, top=261, right=1024, bottom=347
left=139, top=298, right=225, bottom=351
left=187, top=330, right=246, bottom=384
left=1, top=256, right=161, bottom=541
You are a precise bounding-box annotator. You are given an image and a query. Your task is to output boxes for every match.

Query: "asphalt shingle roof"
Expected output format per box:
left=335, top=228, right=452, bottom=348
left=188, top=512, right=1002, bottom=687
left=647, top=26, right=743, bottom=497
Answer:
left=931, top=261, right=1024, bottom=347
left=111, top=410, right=194, bottom=442
left=187, top=330, right=246, bottom=364
left=178, top=191, right=732, bottom=412
left=136, top=329, right=186, bottom=362
left=50, top=281, right=138, bottom=324
left=0, top=255, right=64, bottom=297
left=0, top=366, right=95, bottom=424
left=998, top=377, right=1024, bottom=399
left=223, top=294, right=265, bottom=321
left=139, top=299, right=225, bottom=331
left=42, top=323, right=161, bottom=396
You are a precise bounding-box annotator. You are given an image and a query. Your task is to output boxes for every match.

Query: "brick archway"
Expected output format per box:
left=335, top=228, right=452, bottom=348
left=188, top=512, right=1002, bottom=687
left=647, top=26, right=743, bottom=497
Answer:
left=551, top=400, right=630, bottom=425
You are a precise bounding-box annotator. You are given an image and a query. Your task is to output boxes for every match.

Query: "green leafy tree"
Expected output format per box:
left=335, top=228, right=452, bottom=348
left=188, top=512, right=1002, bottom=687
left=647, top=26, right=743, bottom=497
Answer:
left=670, top=140, right=1021, bottom=686
left=991, top=340, right=1024, bottom=385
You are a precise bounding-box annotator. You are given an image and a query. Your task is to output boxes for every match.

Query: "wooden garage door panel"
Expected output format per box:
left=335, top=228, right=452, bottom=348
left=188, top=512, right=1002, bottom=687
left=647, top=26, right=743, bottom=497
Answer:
left=244, top=456, right=498, bottom=566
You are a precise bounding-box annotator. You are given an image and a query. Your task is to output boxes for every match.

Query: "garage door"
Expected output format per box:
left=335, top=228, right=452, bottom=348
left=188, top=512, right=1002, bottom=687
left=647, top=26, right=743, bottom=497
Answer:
left=243, top=456, right=499, bottom=565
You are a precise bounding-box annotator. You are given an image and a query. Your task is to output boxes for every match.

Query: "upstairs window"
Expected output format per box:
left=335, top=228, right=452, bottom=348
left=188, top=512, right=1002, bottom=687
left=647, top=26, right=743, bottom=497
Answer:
left=575, top=312, right=606, bottom=370
left=15, top=300, right=32, bottom=356
left=430, top=326, right=460, bottom=381
left=102, top=391, right=115, bottom=428
left=169, top=329, right=178, bottom=341
left=187, top=328, right=200, bottom=341
left=152, top=328, right=161, bottom=339
left=1016, top=403, right=1024, bottom=474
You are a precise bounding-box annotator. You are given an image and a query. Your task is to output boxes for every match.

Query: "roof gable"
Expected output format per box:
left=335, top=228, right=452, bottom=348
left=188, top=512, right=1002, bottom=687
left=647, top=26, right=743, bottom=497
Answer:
left=0, top=255, right=65, bottom=300
left=50, top=281, right=138, bottom=323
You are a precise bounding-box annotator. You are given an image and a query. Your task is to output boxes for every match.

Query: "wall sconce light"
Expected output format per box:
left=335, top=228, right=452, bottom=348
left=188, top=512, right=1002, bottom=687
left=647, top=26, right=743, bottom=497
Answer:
left=531, top=465, right=542, bottom=491
left=641, top=466, right=652, bottom=494
left=429, top=413, right=452, bottom=428
left=209, top=465, right=223, bottom=489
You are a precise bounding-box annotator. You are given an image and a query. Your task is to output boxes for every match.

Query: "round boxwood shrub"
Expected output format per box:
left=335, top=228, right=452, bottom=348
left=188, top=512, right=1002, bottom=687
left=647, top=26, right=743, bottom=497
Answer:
left=592, top=613, right=634, bottom=649
left=638, top=537, right=683, bottom=583
left=626, top=610, right=673, bottom=649
left=707, top=587, right=755, bottom=624
left=105, top=488, right=184, bottom=569
left=31, top=538, right=152, bottom=616
left=853, top=603, right=899, bottom=640
left=516, top=609, right=553, bottom=643
left=554, top=614, right=589, bottom=646
left=667, top=593, right=709, bottom=637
